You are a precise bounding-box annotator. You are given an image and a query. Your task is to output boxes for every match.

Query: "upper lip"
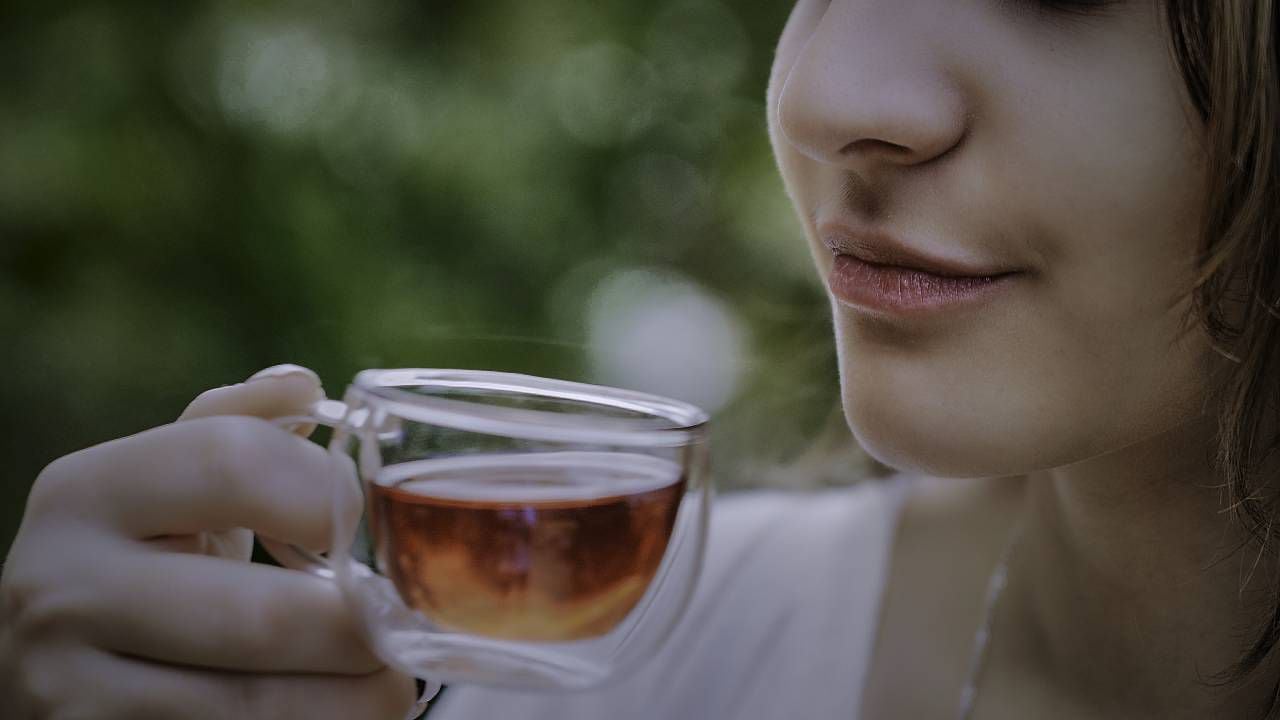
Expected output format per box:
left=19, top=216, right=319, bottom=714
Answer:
left=818, top=221, right=1016, bottom=278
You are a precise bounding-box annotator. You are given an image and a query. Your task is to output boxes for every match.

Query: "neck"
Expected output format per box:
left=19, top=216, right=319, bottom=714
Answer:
left=1006, top=416, right=1278, bottom=718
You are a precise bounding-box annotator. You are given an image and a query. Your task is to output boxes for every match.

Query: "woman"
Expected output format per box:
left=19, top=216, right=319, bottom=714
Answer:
left=4, top=1, right=1278, bottom=717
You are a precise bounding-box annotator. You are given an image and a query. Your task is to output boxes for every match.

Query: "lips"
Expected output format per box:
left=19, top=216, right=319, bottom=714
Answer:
left=819, top=222, right=1022, bottom=315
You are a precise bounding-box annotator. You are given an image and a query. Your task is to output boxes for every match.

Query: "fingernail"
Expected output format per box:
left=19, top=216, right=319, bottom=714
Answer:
left=246, top=364, right=320, bottom=384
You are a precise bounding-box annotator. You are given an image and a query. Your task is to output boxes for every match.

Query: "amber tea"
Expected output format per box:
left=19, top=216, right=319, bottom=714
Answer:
left=370, top=452, right=685, bottom=643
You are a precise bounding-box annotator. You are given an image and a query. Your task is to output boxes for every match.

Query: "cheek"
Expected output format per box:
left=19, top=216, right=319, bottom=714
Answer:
left=767, top=1, right=840, bottom=269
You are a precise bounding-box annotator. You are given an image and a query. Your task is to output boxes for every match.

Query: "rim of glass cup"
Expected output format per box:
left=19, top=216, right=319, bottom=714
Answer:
left=344, top=368, right=710, bottom=448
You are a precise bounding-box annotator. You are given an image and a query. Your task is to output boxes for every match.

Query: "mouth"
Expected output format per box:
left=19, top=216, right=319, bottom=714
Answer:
left=819, top=222, right=1023, bottom=316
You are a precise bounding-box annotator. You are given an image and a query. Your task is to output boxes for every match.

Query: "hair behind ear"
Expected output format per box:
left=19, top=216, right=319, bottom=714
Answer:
left=1166, top=0, right=1280, bottom=708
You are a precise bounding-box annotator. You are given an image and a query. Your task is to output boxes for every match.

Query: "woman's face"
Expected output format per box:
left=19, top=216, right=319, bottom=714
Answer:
left=768, top=0, right=1215, bottom=477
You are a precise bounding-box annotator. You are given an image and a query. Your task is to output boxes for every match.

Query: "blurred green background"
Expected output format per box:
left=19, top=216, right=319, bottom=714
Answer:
left=1, top=0, right=873, bottom=554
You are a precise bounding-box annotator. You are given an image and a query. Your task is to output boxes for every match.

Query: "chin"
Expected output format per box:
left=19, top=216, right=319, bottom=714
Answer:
left=839, top=364, right=1211, bottom=482
left=827, top=286, right=1218, bottom=481
left=836, top=355, right=1110, bottom=481
left=841, top=394, right=1025, bottom=479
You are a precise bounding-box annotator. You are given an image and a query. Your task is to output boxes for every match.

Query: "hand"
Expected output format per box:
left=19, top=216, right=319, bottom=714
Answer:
left=1, top=365, right=418, bottom=719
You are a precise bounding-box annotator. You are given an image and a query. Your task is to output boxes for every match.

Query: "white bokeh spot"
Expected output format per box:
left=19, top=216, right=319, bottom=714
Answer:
left=586, top=269, right=747, bottom=414
left=216, top=21, right=332, bottom=136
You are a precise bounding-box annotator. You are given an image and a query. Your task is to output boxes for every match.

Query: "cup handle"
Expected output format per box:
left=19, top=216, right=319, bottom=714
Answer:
left=263, top=398, right=444, bottom=716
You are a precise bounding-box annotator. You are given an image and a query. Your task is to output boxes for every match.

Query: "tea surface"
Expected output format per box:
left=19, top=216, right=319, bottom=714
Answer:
left=371, top=452, right=684, bottom=642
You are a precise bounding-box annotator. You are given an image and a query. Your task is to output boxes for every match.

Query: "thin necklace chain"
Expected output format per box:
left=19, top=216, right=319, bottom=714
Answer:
left=955, top=508, right=1026, bottom=720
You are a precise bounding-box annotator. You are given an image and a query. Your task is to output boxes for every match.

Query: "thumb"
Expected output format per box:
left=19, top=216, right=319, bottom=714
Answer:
left=179, top=365, right=325, bottom=435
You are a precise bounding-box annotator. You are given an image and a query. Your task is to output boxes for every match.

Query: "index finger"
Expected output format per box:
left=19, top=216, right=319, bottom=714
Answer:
left=46, top=416, right=359, bottom=549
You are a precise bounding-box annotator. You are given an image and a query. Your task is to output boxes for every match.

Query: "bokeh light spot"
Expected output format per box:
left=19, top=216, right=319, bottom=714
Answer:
left=216, top=21, right=333, bottom=137
left=586, top=268, right=747, bottom=413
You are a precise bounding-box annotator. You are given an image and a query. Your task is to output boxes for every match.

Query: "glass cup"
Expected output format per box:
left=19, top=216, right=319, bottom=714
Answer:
left=263, top=368, right=711, bottom=693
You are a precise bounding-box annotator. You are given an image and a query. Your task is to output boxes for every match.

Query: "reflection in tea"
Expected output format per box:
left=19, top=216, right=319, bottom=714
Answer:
left=371, top=452, right=684, bottom=642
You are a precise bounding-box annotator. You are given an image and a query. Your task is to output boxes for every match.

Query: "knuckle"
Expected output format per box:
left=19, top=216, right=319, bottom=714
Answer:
left=2, top=555, right=83, bottom=651
left=2, top=551, right=109, bottom=719
left=9, top=587, right=85, bottom=648
left=2, top=553, right=92, bottom=702
left=25, top=454, right=87, bottom=518
left=0, top=553, right=36, bottom=628
left=8, top=647, right=69, bottom=720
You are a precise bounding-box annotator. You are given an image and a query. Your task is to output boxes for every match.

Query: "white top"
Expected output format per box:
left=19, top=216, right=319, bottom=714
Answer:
left=431, top=477, right=910, bottom=719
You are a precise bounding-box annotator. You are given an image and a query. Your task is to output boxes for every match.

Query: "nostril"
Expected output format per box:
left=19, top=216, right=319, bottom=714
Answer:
left=839, top=138, right=913, bottom=159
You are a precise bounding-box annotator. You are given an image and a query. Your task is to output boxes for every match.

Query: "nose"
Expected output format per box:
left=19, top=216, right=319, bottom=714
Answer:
left=775, top=1, right=968, bottom=171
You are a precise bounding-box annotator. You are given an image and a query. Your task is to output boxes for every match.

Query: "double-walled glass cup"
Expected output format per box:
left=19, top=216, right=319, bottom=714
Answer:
left=266, top=369, right=710, bottom=692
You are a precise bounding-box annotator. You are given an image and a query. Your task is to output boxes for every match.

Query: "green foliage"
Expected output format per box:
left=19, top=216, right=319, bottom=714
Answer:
left=1, top=0, right=850, bottom=553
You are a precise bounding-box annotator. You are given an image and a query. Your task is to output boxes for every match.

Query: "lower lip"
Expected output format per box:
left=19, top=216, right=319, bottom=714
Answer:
left=828, top=254, right=1018, bottom=315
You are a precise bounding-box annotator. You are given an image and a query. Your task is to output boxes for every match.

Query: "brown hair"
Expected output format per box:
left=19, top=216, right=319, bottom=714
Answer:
left=1165, top=0, right=1280, bottom=704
